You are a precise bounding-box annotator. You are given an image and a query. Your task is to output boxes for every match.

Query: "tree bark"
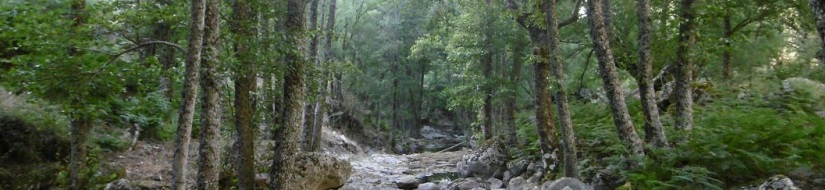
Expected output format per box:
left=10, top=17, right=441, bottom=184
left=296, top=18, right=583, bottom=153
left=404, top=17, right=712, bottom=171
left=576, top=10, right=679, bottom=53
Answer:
left=505, top=40, right=524, bottom=147
left=811, top=0, right=825, bottom=67
left=545, top=0, right=578, bottom=178
left=587, top=0, right=645, bottom=161
left=481, top=0, right=495, bottom=141
left=68, top=1, right=89, bottom=189
left=154, top=0, right=176, bottom=100
left=303, top=0, right=321, bottom=151
left=636, top=0, right=668, bottom=148
left=675, top=0, right=696, bottom=130
left=722, top=14, right=732, bottom=81
left=195, top=0, right=221, bottom=188
left=171, top=0, right=205, bottom=188
left=232, top=0, right=257, bottom=188
left=508, top=0, right=562, bottom=177
left=270, top=0, right=307, bottom=188
left=68, top=115, right=91, bottom=190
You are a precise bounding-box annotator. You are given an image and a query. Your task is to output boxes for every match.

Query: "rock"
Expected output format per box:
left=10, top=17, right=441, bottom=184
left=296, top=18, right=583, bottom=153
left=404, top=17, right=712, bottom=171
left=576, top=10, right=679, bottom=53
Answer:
left=457, top=137, right=508, bottom=179
left=105, top=179, right=136, bottom=190
left=421, top=126, right=450, bottom=140
left=417, top=182, right=440, bottom=190
left=757, top=175, right=801, bottom=190
left=507, top=158, right=530, bottom=177
left=442, top=178, right=487, bottom=190
left=540, top=177, right=592, bottom=190
left=280, top=153, right=353, bottom=190
left=507, top=176, right=539, bottom=190
left=396, top=175, right=423, bottom=189
left=488, top=178, right=504, bottom=188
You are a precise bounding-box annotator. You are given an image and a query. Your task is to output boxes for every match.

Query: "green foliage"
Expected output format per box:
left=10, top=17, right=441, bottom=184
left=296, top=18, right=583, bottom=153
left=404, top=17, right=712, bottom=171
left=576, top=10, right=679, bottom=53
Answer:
left=625, top=94, right=825, bottom=189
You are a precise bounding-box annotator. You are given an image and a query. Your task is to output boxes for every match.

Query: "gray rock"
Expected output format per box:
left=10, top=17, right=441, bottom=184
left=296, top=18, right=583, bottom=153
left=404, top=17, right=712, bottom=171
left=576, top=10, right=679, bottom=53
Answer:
left=541, top=177, right=592, bottom=190
left=444, top=178, right=484, bottom=190
left=457, top=137, right=508, bottom=179
left=508, top=177, right=526, bottom=190
left=285, top=153, right=353, bottom=190
left=488, top=178, right=504, bottom=189
left=758, top=175, right=801, bottom=190
left=507, top=158, right=530, bottom=177
left=396, top=175, right=422, bottom=189
left=417, top=182, right=440, bottom=190
left=105, top=179, right=136, bottom=190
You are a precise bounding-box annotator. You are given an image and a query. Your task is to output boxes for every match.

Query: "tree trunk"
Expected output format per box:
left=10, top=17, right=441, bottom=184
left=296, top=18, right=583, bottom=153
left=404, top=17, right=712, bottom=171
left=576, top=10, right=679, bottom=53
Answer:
left=231, top=0, right=257, bottom=188
left=303, top=0, right=321, bottom=151
left=195, top=0, right=221, bottom=188
left=505, top=40, right=524, bottom=147
left=171, top=0, right=205, bottom=188
left=545, top=0, right=578, bottom=178
left=508, top=0, right=562, bottom=177
left=154, top=0, right=176, bottom=100
left=636, top=0, right=668, bottom=148
left=68, top=115, right=91, bottom=190
left=481, top=2, right=495, bottom=140
left=587, top=0, right=645, bottom=162
left=68, top=1, right=89, bottom=189
left=674, top=0, right=696, bottom=130
left=722, top=14, right=732, bottom=81
left=811, top=0, right=825, bottom=67
left=270, top=0, right=307, bottom=188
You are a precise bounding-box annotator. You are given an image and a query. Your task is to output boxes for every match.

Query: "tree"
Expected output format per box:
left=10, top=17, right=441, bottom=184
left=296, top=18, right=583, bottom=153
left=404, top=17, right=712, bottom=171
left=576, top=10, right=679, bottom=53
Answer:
left=586, top=0, right=645, bottom=161
left=635, top=0, right=668, bottom=147
left=506, top=0, right=562, bottom=178
left=171, top=0, right=205, bottom=188
left=303, top=0, right=321, bottom=151
left=545, top=0, right=579, bottom=178
left=481, top=0, right=495, bottom=140
left=195, top=0, right=221, bottom=188
left=232, top=0, right=257, bottom=188
left=270, top=0, right=307, bottom=188
left=810, top=0, right=825, bottom=67
left=67, top=1, right=90, bottom=189
left=674, top=0, right=696, bottom=130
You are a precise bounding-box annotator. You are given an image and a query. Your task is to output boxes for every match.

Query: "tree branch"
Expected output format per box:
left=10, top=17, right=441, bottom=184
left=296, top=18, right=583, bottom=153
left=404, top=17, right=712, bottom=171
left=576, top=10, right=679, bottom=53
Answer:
left=558, top=0, right=583, bottom=28
left=94, top=41, right=184, bottom=78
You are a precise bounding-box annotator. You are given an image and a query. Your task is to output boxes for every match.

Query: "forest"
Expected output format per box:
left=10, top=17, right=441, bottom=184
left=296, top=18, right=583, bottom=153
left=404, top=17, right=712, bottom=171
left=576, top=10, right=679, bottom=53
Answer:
left=1, top=0, right=825, bottom=189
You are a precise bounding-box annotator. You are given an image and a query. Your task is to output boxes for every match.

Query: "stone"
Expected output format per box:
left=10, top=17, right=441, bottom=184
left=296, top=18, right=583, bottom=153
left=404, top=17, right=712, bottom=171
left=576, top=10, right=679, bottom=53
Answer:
left=417, top=182, right=440, bottom=190
left=488, top=178, right=504, bottom=189
left=758, top=175, right=801, bottom=190
left=105, top=179, right=136, bottom=190
left=507, top=158, right=530, bottom=177
left=507, top=176, right=538, bottom=190
left=396, top=175, right=422, bottom=189
left=444, top=178, right=484, bottom=190
left=457, top=137, right=508, bottom=179
left=540, top=177, right=592, bottom=190
left=283, top=153, right=353, bottom=190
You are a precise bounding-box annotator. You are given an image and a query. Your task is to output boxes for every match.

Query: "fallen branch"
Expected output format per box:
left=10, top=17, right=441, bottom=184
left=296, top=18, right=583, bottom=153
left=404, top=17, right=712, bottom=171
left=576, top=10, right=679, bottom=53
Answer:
left=437, top=141, right=466, bottom=153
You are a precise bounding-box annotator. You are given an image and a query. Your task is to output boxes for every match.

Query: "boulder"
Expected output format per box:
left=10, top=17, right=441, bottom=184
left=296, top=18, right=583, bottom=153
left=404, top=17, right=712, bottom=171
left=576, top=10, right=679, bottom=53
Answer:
left=279, top=153, right=353, bottom=190
left=507, top=176, right=538, bottom=190
left=105, top=179, right=136, bottom=190
left=443, top=178, right=484, bottom=190
left=757, top=175, right=801, bottom=190
left=417, top=182, right=440, bottom=190
left=507, top=158, right=530, bottom=177
left=488, top=178, right=504, bottom=189
left=457, top=137, right=508, bottom=179
left=540, top=177, right=592, bottom=190
left=396, top=175, right=423, bottom=189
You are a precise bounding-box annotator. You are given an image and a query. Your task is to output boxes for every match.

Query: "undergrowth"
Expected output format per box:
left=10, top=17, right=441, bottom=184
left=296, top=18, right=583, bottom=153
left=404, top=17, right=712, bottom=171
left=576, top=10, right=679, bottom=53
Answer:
left=514, top=78, right=825, bottom=189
